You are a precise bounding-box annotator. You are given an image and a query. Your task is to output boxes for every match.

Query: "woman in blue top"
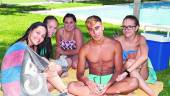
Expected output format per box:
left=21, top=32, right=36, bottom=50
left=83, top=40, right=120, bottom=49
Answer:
left=115, top=15, right=155, bottom=96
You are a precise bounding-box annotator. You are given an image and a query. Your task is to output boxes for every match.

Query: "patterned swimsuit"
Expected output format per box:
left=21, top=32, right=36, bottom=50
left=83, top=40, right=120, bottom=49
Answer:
left=59, top=29, right=77, bottom=50
left=60, top=40, right=76, bottom=50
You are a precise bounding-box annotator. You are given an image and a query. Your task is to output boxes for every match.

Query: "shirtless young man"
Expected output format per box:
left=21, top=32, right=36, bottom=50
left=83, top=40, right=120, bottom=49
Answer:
left=68, top=15, right=139, bottom=96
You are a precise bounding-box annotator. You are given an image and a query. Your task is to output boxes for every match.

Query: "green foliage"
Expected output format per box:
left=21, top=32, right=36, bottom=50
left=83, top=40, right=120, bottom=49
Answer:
left=157, top=68, right=170, bottom=96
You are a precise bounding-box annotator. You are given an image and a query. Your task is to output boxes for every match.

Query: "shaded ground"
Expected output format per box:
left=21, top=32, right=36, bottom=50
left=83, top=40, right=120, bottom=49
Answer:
left=0, top=4, right=47, bottom=15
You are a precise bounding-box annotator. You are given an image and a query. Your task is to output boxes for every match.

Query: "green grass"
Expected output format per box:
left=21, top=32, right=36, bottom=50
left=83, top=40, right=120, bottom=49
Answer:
left=41, top=2, right=100, bottom=10
left=0, top=3, right=100, bottom=15
left=1, top=0, right=161, bottom=5
left=0, top=0, right=132, bottom=5
left=0, top=2, right=119, bottom=62
left=0, top=1, right=169, bottom=96
left=157, top=69, right=170, bottom=95
left=1, top=0, right=47, bottom=4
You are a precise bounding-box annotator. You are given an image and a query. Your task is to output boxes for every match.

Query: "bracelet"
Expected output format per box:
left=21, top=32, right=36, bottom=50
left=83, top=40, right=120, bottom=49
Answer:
left=124, top=69, right=130, bottom=77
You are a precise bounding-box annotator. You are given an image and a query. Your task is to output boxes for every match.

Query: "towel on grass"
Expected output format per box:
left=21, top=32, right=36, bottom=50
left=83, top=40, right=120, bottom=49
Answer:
left=146, top=58, right=157, bottom=84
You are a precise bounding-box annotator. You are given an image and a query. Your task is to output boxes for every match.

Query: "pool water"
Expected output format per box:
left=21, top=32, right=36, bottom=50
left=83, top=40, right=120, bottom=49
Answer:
left=54, top=1, right=170, bottom=25
left=145, top=31, right=168, bottom=37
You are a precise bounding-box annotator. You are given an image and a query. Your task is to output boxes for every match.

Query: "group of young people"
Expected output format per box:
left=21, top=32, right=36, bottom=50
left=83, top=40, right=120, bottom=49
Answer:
left=1, top=13, right=156, bottom=96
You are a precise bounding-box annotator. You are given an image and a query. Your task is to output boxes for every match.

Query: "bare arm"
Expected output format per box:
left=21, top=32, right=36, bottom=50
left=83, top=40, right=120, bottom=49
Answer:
left=127, top=36, right=148, bottom=72
left=77, top=46, right=89, bottom=84
left=55, top=28, right=64, bottom=59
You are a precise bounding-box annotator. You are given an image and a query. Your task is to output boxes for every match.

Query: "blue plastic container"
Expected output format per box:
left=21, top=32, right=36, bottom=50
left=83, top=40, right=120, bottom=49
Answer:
left=142, top=32, right=170, bottom=71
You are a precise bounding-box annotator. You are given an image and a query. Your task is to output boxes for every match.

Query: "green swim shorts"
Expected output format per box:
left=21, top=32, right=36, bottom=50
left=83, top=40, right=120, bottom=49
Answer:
left=88, top=74, right=112, bottom=85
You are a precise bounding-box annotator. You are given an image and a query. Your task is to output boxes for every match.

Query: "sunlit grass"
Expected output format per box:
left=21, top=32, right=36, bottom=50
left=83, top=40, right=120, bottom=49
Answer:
left=1, top=0, right=47, bottom=4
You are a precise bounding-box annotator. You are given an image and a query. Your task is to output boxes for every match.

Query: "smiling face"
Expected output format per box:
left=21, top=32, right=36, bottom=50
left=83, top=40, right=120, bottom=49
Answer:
left=87, top=21, right=104, bottom=41
left=47, top=19, right=58, bottom=37
left=64, top=17, right=76, bottom=32
left=28, top=26, right=46, bottom=46
left=122, top=18, right=139, bottom=38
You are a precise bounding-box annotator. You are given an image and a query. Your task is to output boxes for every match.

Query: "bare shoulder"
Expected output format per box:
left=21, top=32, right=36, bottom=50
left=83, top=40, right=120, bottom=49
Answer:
left=79, top=41, right=90, bottom=53
left=114, top=35, right=124, bottom=41
left=58, top=27, right=64, bottom=32
left=75, top=27, right=82, bottom=33
left=57, top=27, right=64, bottom=34
left=74, top=28, right=83, bottom=37
left=105, top=38, right=122, bottom=50
left=138, top=35, right=146, bottom=40
left=138, top=35, right=147, bottom=43
left=107, top=38, right=121, bottom=46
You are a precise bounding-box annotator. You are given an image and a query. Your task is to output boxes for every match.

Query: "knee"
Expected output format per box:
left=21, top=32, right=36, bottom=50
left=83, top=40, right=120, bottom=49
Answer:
left=71, top=60, right=78, bottom=69
left=71, top=63, right=77, bottom=69
left=68, top=81, right=77, bottom=93
left=49, top=61, right=62, bottom=73
left=129, top=77, right=139, bottom=89
left=52, top=64, right=62, bottom=75
left=47, top=82, right=55, bottom=92
left=66, top=58, right=72, bottom=68
left=56, top=65, right=62, bottom=74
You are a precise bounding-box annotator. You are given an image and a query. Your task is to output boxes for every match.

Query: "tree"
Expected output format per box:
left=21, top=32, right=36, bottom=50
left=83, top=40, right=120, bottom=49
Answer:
left=0, top=0, right=2, bottom=5
left=133, top=0, right=141, bottom=19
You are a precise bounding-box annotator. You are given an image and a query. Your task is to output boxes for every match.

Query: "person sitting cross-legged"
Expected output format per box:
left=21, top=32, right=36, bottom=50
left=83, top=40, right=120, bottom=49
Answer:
left=68, top=15, right=139, bottom=96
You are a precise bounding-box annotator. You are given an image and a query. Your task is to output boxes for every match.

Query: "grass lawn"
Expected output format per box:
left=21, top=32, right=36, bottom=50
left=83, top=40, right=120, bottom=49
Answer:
left=1, top=0, right=47, bottom=4
left=1, top=0, right=132, bottom=4
left=0, top=1, right=169, bottom=96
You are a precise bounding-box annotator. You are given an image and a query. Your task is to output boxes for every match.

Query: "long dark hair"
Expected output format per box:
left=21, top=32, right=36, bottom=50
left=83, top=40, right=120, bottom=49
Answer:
left=43, top=15, right=58, bottom=25
left=14, top=22, right=47, bottom=45
left=63, top=13, right=77, bottom=23
left=123, top=15, right=140, bottom=26
left=37, top=16, right=58, bottom=59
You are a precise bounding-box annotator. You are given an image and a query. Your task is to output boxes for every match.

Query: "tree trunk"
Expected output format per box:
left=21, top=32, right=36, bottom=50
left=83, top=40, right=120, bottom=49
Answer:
left=133, top=0, right=141, bottom=19
left=0, top=0, right=2, bottom=5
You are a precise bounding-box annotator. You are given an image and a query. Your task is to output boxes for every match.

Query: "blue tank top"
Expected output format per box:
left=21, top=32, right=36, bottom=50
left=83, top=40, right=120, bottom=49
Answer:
left=122, top=50, right=137, bottom=60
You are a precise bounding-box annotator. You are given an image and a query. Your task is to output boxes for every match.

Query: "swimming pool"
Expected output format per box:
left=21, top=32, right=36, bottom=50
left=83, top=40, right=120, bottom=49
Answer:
left=35, top=1, right=170, bottom=26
